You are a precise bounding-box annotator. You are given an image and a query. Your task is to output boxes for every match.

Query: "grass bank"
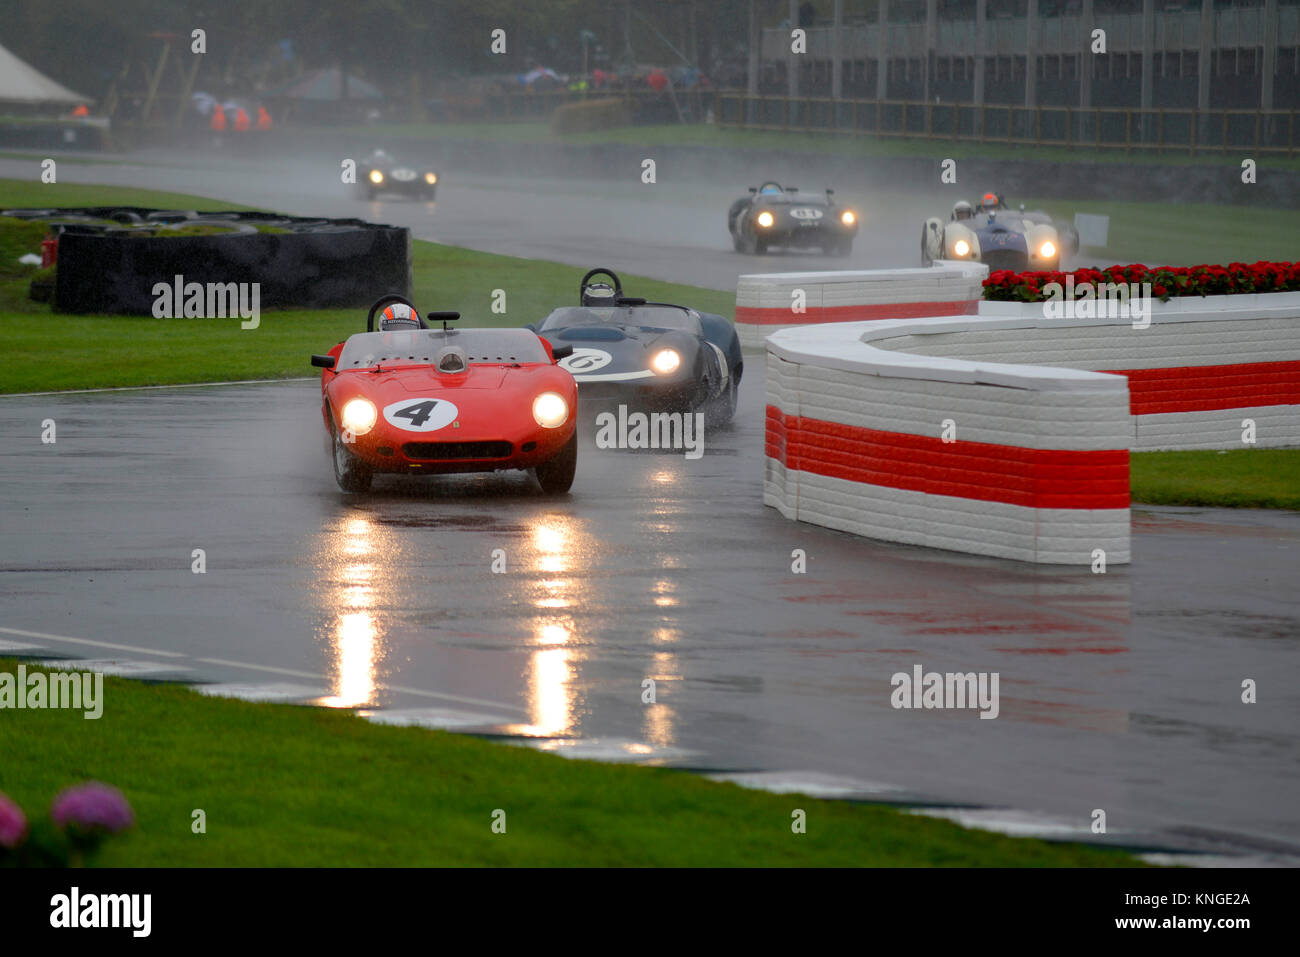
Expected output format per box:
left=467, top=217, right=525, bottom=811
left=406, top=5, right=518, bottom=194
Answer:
left=1130, top=449, right=1300, bottom=510
left=0, top=179, right=733, bottom=394
left=0, top=659, right=1143, bottom=867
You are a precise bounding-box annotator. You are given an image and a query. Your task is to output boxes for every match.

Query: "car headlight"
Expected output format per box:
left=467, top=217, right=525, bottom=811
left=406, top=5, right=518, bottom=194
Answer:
left=841, top=210, right=856, bottom=226
left=651, top=349, right=681, bottom=375
left=1039, top=240, right=1056, bottom=259
left=340, top=398, right=377, bottom=435
left=368, top=170, right=384, bottom=185
left=425, top=172, right=437, bottom=185
left=532, top=392, right=568, bottom=429
left=756, top=211, right=774, bottom=228
left=953, top=239, right=970, bottom=257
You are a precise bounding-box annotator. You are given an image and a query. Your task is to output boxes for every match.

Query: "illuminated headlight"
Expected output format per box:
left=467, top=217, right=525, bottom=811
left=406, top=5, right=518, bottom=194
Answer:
left=425, top=172, right=437, bottom=185
left=1039, top=240, right=1056, bottom=259
left=840, top=210, right=856, bottom=226
left=755, top=211, right=774, bottom=228
left=953, top=239, right=970, bottom=257
left=650, top=349, right=681, bottom=375
left=532, top=392, right=569, bottom=428
left=340, top=398, right=377, bottom=435
left=368, top=170, right=384, bottom=184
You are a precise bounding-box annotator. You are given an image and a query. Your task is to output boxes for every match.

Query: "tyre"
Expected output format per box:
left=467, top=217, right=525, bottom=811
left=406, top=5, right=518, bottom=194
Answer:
left=534, top=433, right=577, bottom=494
left=331, top=423, right=373, bottom=493
left=704, top=376, right=738, bottom=428
left=920, top=224, right=933, bottom=266
left=732, top=230, right=746, bottom=253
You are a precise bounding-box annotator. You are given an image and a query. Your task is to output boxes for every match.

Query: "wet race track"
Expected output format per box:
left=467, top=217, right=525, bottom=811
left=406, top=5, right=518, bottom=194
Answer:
left=4, top=376, right=1299, bottom=856
left=1, top=150, right=1298, bottom=858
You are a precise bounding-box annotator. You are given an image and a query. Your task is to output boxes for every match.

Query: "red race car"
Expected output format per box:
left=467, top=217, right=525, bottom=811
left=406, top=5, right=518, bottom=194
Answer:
left=311, top=295, right=578, bottom=494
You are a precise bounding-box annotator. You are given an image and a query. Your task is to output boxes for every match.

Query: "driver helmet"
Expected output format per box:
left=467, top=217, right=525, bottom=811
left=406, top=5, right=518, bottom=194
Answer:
left=979, top=192, right=1000, bottom=212
left=378, top=302, right=421, bottom=330
left=581, top=282, right=617, bottom=307
left=759, top=183, right=782, bottom=195
left=952, top=200, right=974, bottom=221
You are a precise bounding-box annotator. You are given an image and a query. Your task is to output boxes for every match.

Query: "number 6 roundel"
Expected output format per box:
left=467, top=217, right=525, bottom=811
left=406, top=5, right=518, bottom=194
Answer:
left=382, top=397, right=459, bottom=432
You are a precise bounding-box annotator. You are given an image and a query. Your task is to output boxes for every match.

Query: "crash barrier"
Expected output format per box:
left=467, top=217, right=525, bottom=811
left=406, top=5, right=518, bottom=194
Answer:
left=763, top=277, right=1300, bottom=564
left=734, top=262, right=984, bottom=350
left=0, top=117, right=111, bottom=152
left=3, top=208, right=410, bottom=315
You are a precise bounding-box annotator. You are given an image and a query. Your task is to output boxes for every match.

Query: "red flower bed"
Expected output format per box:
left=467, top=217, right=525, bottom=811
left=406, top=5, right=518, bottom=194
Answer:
left=981, top=261, right=1300, bottom=303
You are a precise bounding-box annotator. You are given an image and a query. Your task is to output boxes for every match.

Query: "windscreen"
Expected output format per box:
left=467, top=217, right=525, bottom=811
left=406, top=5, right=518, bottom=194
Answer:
left=539, top=305, right=701, bottom=334
left=336, top=328, right=549, bottom=369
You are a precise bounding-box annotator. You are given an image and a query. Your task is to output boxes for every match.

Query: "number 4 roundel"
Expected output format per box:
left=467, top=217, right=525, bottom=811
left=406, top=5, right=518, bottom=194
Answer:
left=382, top=397, right=459, bottom=432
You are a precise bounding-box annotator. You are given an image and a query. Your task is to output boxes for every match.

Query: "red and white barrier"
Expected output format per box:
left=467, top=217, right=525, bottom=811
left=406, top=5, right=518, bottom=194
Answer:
left=734, top=262, right=984, bottom=349
left=763, top=275, right=1300, bottom=564
left=958, top=293, right=1300, bottom=450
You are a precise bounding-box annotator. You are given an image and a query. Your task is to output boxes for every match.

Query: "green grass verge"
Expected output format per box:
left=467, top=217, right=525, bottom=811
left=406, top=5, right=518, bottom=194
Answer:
left=0, top=659, right=1142, bottom=867
left=1130, top=448, right=1300, bottom=510
left=0, top=179, right=256, bottom=212
left=339, top=119, right=1300, bottom=172
left=0, top=178, right=734, bottom=394
left=1015, top=197, right=1297, bottom=266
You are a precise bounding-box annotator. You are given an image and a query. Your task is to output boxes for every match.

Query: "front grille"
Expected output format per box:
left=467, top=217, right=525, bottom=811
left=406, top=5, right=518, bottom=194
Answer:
left=403, top=441, right=513, bottom=460
left=981, top=249, right=1030, bottom=271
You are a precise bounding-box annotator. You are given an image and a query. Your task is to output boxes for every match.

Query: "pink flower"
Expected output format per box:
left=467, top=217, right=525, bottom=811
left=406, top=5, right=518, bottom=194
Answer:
left=0, top=792, right=26, bottom=848
left=51, top=782, right=134, bottom=835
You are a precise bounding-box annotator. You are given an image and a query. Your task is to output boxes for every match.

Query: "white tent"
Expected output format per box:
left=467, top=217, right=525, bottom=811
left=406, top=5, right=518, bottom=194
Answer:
left=0, top=41, right=87, bottom=105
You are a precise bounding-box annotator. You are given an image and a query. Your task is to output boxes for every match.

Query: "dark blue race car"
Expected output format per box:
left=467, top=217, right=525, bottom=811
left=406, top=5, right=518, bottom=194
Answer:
left=528, top=268, right=742, bottom=425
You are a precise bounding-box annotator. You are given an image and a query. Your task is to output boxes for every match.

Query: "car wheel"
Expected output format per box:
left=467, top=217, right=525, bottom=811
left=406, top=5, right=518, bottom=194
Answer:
left=534, top=433, right=577, bottom=495
left=732, top=230, right=746, bottom=253
left=331, top=425, right=373, bottom=493
left=920, top=225, right=933, bottom=266
left=704, top=376, right=738, bottom=428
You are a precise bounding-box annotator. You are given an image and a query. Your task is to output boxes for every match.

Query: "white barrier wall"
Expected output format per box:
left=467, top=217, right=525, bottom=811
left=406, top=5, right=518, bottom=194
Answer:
left=763, top=277, right=1300, bottom=564
left=734, top=262, right=985, bottom=349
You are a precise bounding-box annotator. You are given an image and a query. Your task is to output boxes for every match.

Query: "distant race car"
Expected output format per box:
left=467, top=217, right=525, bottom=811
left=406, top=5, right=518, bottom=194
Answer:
left=921, top=192, right=1078, bottom=271
left=310, top=295, right=578, bottom=493
left=529, top=268, right=743, bottom=425
left=358, top=150, right=438, bottom=200
left=727, top=181, right=858, bottom=256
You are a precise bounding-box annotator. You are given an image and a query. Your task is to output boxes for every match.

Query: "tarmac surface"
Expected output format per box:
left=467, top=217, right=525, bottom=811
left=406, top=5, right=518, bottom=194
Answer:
left=0, top=149, right=1066, bottom=291
left=1, top=148, right=1297, bottom=859
left=2, top=374, right=1298, bottom=857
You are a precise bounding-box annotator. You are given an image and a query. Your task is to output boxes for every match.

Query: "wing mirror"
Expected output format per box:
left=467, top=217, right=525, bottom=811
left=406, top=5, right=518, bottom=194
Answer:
left=310, top=354, right=336, bottom=368
left=748, top=187, right=757, bottom=193
left=551, top=344, right=574, bottom=361
left=826, top=188, right=834, bottom=196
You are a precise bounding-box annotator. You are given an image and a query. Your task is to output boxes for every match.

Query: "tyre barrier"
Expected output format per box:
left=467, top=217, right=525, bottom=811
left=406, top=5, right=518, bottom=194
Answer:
left=2, top=208, right=411, bottom=314
left=762, top=270, right=1300, bottom=565
left=734, top=261, right=984, bottom=349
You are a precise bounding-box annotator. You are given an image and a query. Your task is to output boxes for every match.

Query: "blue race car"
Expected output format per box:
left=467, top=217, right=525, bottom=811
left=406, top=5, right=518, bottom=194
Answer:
left=528, top=268, right=742, bottom=425
left=922, top=193, right=1074, bottom=271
